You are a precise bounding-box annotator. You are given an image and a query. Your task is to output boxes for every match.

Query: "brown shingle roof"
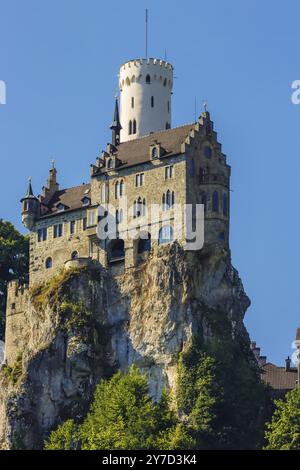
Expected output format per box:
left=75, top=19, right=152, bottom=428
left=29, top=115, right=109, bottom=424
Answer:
left=40, top=124, right=195, bottom=217
left=116, top=123, right=195, bottom=168
left=261, top=363, right=298, bottom=391
left=41, top=183, right=91, bottom=217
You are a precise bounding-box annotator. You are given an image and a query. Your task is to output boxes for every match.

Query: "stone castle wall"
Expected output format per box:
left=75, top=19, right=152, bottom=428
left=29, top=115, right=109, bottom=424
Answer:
left=5, top=281, right=30, bottom=365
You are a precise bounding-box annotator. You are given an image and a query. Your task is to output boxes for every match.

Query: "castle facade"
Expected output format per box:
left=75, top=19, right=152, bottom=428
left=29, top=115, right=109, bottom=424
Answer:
left=5, top=57, right=230, bottom=363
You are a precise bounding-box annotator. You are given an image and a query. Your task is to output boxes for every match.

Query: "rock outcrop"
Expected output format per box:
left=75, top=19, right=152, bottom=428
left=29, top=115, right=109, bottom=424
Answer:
left=0, top=243, right=250, bottom=449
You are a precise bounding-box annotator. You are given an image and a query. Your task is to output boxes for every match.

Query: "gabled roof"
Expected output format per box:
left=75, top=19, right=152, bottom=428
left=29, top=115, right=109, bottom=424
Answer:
left=112, top=123, right=195, bottom=169
left=261, top=362, right=298, bottom=390
left=40, top=184, right=91, bottom=218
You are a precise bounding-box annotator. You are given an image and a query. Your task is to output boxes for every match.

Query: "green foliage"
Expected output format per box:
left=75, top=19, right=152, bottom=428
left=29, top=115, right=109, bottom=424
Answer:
left=45, top=366, right=186, bottom=450
left=0, top=219, right=29, bottom=339
left=29, top=267, right=85, bottom=311
left=45, top=420, right=79, bottom=450
left=176, top=320, right=270, bottom=449
left=264, top=388, right=300, bottom=450
left=59, top=300, right=92, bottom=331
left=2, top=352, right=23, bottom=385
left=80, top=366, right=176, bottom=450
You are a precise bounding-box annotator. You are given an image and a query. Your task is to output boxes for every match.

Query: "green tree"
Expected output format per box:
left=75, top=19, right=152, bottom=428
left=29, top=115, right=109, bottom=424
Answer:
left=45, top=420, right=79, bottom=450
left=0, top=219, right=29, bottom=339
left=45, top=366, right=193, bottom=450
left=176, top=330, right=270, bottom=450
left=264, top=388, right=300, bottom=450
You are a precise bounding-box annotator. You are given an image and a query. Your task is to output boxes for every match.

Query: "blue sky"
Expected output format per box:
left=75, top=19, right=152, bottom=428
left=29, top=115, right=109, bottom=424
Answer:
left=0, top=0, right=299, bottom=364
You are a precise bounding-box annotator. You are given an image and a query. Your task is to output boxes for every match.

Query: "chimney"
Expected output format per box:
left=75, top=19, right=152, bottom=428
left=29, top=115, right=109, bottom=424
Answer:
left=285, top=356, right=291, bottom=372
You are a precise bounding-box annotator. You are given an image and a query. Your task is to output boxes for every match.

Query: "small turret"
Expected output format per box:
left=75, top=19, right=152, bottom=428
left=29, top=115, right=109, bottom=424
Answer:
left=110, top=96, right=122, bottom=146
left=21, top=178, right=40, bottom=230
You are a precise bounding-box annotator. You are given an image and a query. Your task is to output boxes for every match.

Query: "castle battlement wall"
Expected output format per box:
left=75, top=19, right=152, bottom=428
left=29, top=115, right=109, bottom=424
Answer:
left=5, top=280, right=30, bottom=366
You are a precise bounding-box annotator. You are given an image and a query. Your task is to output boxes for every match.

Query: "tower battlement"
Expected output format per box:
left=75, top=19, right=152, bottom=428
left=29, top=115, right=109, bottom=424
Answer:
left=119, top=58, right=173, bottom=142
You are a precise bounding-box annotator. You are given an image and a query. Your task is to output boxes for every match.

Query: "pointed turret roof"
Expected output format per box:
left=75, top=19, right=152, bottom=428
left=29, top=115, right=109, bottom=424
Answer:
left=25, top=178, right=36, bottom=198
left=110, top=96, right=121, bottom=130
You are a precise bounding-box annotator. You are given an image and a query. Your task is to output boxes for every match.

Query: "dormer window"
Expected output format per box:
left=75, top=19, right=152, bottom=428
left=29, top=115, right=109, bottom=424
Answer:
left=151, top=147, right=157, bottom=159
left=82, top=197, right=91, bottom=207
left=56, top=203, right=66, bottom=212
left=107, top=158, right=113, bottom=169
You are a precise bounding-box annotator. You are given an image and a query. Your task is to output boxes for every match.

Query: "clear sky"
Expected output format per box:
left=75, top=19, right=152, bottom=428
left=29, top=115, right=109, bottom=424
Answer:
left=0, top=0, right=299, bottom=365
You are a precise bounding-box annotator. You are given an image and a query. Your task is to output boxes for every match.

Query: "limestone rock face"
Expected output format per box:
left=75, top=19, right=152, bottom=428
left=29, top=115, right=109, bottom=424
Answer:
left=0, top=243, right=250, bottom=449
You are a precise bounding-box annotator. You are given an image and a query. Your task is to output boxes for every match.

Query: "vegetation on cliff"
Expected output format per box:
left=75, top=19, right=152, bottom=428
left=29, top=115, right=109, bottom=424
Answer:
left=264, top=388, right=300, bottom=450
left=0, top=220, right=29, bottom=339
left=176, top=330, right=271, bottom=450
left=45, top=323, right=271, bottom=451
left=45, top=366, right=194, bottom=450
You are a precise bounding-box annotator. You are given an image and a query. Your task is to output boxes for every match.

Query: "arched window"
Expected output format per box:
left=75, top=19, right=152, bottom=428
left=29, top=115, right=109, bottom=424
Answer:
left=204, top=146, right=212, bottom=158
left=163, top=78, right=167, bottom=87
left=45, top=257, right=52, bottom=269
left=171, top=191, right=175, bottom=207
left=146, top=74, right=151, bottom=84
left=137, top=197, right=142, bottom=217
left=151, top=96, right=154, bottom=107
left=162, top=193, right=166, bottom=211
left=151, top=147, right=157, bottom=159
left=166, top=190, right=171, bottom=209
left=189, top=159, right=195, bottom=177
left=158, top=226, right=174, bottom=245
left=71, top=251, right=78, bottom=260
left=109, top=239, right=125, bottom=261
left=107, top=158, right=113, bottom=169
left=201, top=193, right=207, bottom=213
left=223, top=193, right=228, bottom=217
left=212, top=191, right=219, bottom=212
left=133, top=200, right=137, bottom=218
left=138, top=233, right=151, bottom=254
left=115, top=181, right=119, bottom=199
left=116, top=209, right=123, bottom=225
left=120, top=180, right=124, bottom=197
left=129, top=120, right=132, bottom=135
left=133, top=119, right=137, bottom=134
left=142, top=198, right=146, bottom=216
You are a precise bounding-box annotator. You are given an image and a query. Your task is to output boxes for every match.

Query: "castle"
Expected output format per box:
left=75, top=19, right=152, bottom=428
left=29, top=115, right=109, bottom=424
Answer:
left=5, top=57, right=231, bottom=365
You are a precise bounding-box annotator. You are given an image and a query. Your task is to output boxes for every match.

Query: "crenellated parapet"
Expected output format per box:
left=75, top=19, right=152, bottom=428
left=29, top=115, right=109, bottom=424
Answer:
left=5, top=280, right=30, bottom=366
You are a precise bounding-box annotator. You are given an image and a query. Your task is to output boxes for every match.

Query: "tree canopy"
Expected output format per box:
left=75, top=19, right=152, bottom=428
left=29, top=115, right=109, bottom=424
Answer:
left=264, top=388, right=300, bottom=450
left=0, top=219, right=29, bottom=338
left=45, top=366, right=195, bottom=450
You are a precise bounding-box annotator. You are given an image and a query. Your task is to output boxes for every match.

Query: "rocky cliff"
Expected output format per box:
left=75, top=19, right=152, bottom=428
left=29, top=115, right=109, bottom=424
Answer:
left=0, top=243, right=250, bottom=449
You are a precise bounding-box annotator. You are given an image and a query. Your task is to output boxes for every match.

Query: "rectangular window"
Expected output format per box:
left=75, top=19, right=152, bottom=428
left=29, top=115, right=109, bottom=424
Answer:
left=165, top=165, right=174, bottom=179
left=38, top=228, right=47, bottom=241
left=88, top=211, right=96, bottom=227
left=83, top=218, right=87, bottom=231
left=70, top=220, right=76, bottom=234
left=131, top=97, right=134, bottom=108
left=53, top=224, right=63, bottom=238
left=136, top=173, right=145, bottom=187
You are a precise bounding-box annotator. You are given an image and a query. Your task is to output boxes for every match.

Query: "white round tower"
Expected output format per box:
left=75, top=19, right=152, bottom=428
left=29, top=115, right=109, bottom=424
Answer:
left=119, top=58, right=173, bottom=142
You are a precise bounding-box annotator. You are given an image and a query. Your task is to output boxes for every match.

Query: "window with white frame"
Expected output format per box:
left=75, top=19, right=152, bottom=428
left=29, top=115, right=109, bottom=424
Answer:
left=135, top=173, right=144, bottom=187
left=165, top=165, right=174, bottom=179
